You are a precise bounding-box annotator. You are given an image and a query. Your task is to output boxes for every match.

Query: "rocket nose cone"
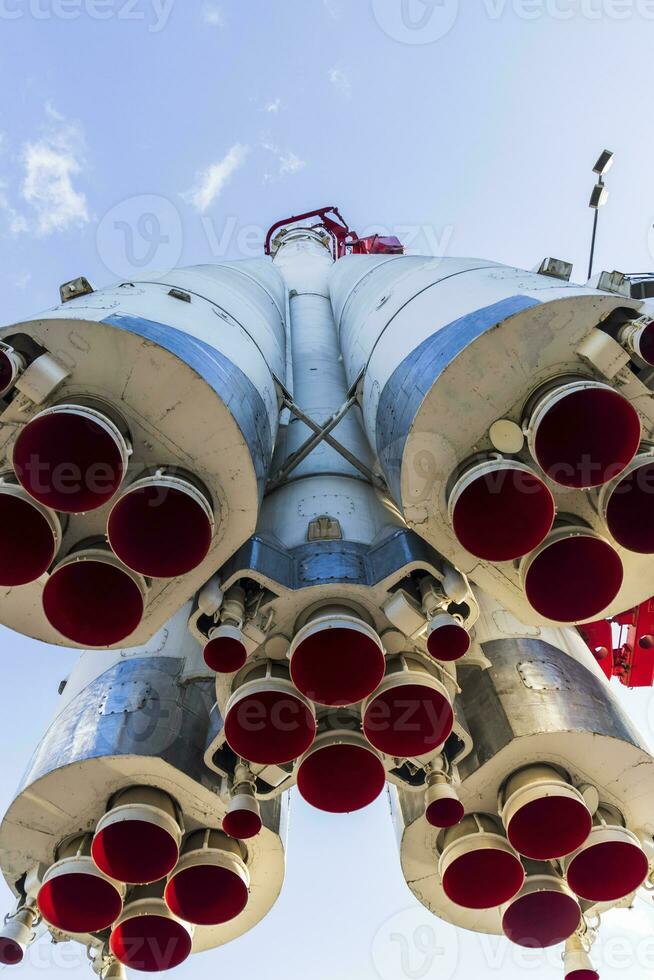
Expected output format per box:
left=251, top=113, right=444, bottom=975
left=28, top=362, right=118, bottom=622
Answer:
left=13, top=404, right=128, bottom=513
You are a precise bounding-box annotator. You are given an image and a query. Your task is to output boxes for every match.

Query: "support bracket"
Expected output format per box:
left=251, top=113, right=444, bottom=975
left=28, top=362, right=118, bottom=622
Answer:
left=266, top=395, right=387, bottom=493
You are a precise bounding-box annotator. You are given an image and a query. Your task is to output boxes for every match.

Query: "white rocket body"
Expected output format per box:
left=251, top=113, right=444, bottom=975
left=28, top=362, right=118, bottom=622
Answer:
left=0, top=214, right=653, bottom=974
left=0, top=261, right=286, bottom=646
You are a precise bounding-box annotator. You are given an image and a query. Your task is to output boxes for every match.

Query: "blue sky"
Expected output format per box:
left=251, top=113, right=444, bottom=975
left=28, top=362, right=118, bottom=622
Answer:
left=2, top=1, right=654, bottom=978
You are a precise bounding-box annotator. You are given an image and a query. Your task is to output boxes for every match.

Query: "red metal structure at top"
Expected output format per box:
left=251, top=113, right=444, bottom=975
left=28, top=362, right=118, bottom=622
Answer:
left=265, top=205, right=403, bottom=259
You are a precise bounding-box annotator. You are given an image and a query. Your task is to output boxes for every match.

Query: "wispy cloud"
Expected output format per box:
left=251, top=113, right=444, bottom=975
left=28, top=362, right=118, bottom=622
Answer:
left=182, top=143, right=249, bottom=212
left=262, top=140, right=306, bottom=182
left=19, top=106, right=89, bottom=237
left=323, top=0, right=341, bottom=18
left=328, top=66, right=352, bottom=99
left=0, top=181, right=28, bottom=235
left=265, top=97, right=282, bottom=114
left=202, top=3, right=223, bottom=25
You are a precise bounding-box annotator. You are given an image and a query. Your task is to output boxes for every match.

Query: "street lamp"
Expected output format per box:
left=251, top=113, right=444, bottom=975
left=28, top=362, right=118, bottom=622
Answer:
left=588, top=149, right=614, bottom=280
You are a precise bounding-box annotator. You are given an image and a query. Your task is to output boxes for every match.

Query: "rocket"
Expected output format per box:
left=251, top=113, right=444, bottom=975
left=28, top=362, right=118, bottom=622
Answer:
left=0, top=205, right=653, bottom=977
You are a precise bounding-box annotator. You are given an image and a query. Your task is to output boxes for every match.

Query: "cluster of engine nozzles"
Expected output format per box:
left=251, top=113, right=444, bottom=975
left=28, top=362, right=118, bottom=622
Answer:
left=448, top=373, right=654, bottom=622
left=205, top=609, right=470, bottom=814
left=433, top=764, right=650, bottom=961
left=7, top=788, right=254, bottom=973
left=0, top=379, right=215, bottom=645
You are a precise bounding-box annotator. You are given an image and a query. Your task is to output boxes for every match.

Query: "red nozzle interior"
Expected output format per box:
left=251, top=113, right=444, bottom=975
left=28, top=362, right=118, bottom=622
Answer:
left=204, top=636, right=248, bottom=673
left=638, top=320, right=654, bottom=364
left=225, top=688, right=316, bottom=765
left=110, top=914, right=192, bottom=973
left=38, top=872, right=123, bottom=935
left=507, top=796, right=592, bottom=860
left=524, top=534, right=623, bottom=622
left=108, top=483, right=213, bottom=579
left=452, top=466, right=555, bottom=562
left=566, top=972, right=599, bottom=980
left=442, top=847, right=525, bottom=910
left=427, top=622, right=470, bottom=662
left=532, top=386, right=640, bottom=488
left=0, top=350, right=17, bottom=394
left=291, top=626, right=385, bottom=706
left=42, top=557, right=144, bottom=647
left=567, top=839, right=649, bottom=902
left=92, top=820, right=179, bottom=886
left=426, top=797, right=465, bottom=829
left=13, top=409, right=125, bottom=513
left=363, top=682, right=454, bottom=758
left=223, top=808, right=262, bottom=840
left=165, top=864, right=248, bottom=926
left=502, top=887, right=581, bottom=948
left=605, top=460, right=654, bottom=553
left=0, top=491, right=57, bottom=586
left=297, top=742, right=386, bottom=813
left=0, top=938, right=24, bottom=966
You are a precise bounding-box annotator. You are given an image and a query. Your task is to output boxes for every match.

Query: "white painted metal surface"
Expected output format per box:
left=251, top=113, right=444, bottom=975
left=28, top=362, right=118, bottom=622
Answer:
left=2, top=220, right=654, bottom=974
left=329, top=255, right=654, bottom=625
left=0, top=260, right=287, bottom=648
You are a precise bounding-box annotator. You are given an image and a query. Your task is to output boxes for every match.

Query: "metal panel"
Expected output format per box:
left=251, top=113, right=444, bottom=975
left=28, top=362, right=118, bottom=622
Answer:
left=18, top=657, right=217, bottom=795
left=217, top=528, right=449, bottom=592
left=376, top=295, right=541, bottom=501
left=104, top=313, right=273, bottom=494
left=457, top=637, right=648, bottom=780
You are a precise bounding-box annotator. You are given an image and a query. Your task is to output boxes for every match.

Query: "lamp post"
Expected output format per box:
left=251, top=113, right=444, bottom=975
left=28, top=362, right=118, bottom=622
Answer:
left=588, top=149, right=614, bottom=280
